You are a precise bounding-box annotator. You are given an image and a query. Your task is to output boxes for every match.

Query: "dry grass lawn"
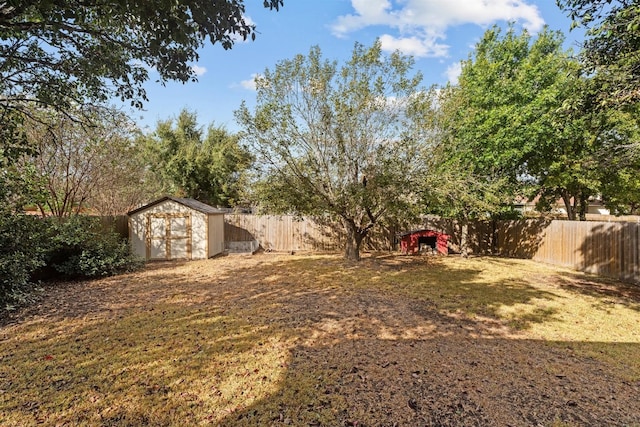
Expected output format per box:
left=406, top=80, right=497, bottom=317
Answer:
left=1, top=253, right=639, bottom=426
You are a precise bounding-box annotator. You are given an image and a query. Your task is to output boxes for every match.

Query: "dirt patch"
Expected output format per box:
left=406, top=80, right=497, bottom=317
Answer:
left=1, top=253, right=639, bottom=426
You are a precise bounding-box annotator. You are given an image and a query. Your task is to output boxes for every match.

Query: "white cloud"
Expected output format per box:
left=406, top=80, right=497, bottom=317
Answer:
left=239, top=73, right=262, bottom=91
left=191, top=65, right=207, bottom=77
left=445, top=61, right=462, bottom=84
left=379, top=34, right=449, bottom=58
left=332, top=0, right=393, bottom=36
left=331, top=0, right=544, bottom=57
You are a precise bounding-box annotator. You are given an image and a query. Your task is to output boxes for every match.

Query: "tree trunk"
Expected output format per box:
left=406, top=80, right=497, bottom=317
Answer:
left=561, top=193, right=576, bottom=221
left=344, top=221, right=366, bottom=261
left=562, top=191, right=589, bottom=221
left=491, top=219, right=497, bottom=255
left=578, top=192, right=588, bottom=221
left=460, top=220, right=469, bottom=258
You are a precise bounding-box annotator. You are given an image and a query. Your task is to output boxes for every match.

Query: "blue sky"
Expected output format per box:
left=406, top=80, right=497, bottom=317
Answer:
left=131, top=0, right=584, bottom=132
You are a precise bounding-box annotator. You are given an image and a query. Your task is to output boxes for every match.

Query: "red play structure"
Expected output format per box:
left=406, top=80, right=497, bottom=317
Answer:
left=398, top=229, right=450, bottom=255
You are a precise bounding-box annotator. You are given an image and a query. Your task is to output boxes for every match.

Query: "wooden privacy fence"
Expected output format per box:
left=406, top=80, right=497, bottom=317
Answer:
left=423, top=217, right=640, bottom=284
left=224, top=215, right=640, bottom=283
left=496, top=219, right=640, bottom=283
left=224, top=214, right=396, bottom=253
left=99, top=216, right=129, bottom=239
left=225, top=215, right=337, bottom=252
left=102, top=212, right=638, bottom=283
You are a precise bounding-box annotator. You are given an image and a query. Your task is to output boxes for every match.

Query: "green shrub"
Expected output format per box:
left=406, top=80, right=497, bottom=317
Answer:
left=46, top=216, right=143, bottom=278
left=52, top=233, right=143, bottom=277
left=0, top=214, right=48, bottom=307
left=0, top=214, right=143, bottom=309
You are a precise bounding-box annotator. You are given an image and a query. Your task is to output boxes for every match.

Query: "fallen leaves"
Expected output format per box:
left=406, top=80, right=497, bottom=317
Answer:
left=0, top=253, right=639, bottom=426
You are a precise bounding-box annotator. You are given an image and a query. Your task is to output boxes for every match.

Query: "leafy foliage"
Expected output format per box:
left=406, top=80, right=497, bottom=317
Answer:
left=419, top=83, right=517, bottom=220
left=46, top=216, right=143, bottom=278
left=596, top=104, right=640, bottom=214
left=557, top=0, right=640, bottom=107
left=0, top=214, right=142, bottom=308
left=236, top=41, right=426, bottom=260
left=420, top=26, right=568, bottom=234
left=145, top=109, right=253, bottom=207
left=428, top=25, right=638, bottom=221
left=0, top=109, right=45, bottom=212
left=0, top=0, right=283, bottom=112
left=22, top=106, right=149, bottom=216
left=452, top=26, right=572, bottom=184
left=87, top=132, right=165, bottom=216
left=548, top=97, right=640, bottom=218
left=0, top=0, right=283, bottom=171
left=0, top=213, right=48, bottom=306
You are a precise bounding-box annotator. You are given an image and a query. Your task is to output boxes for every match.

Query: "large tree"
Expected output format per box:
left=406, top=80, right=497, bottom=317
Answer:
left=24, top=106, right=145, bottom=217
left=595, top=105, right=640, bottom=214
left=434, top=25, right=614, bottom=221
left=557, top=0, right=640, bottom=107
left=0, top=0, right=283, bottom=129
left=418, top=86, right=518, bottom=256
left=434, top=25, right=639, bottom=221
left=146, top=109, right=253, bottom=207
left=87, top=135, right=164, bottom=217
left=236, top=41, right=426, bottom=261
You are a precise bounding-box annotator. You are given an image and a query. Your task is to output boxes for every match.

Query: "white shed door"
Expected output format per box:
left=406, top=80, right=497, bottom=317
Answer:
left=146, top=214, right=192, bottom=260
left=169, top=216, right=189, bottom=259
left=149, top=216, right=168, bottom=259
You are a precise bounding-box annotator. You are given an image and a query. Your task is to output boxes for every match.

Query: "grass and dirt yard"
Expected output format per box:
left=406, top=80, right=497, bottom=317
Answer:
left=1, top=253, right=639, bottom=426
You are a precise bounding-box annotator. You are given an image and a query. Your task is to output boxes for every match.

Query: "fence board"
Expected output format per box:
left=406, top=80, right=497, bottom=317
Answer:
left=494, top=219, right=640, bottom=283
left=224, top=214, right=394, bottom=253
left=222, top=215, right=639, bottom=283
left=99, top=215, right=129, bottom=239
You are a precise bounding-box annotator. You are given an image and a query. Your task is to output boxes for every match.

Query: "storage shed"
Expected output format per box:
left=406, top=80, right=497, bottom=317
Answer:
left=128, top=196, right=225, bottom=260
left=398, top=229, right=450, bottom=255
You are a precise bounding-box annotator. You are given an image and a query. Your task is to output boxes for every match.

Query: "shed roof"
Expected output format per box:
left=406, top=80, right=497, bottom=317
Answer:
left=127, top=196, right=226, bottom=216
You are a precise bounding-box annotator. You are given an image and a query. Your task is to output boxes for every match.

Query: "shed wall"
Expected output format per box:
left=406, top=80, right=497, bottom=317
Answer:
left=208, top=214, right=225, bottom=257
left=129, top=199, right=209, bottom=260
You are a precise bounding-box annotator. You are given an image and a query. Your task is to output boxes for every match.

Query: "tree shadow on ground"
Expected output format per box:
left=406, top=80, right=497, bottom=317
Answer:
left=552, top=272, right=640, bottom=313
left=0, top=261, right=191, bottom=327
left=213, top=256, right=638, bottom=426
left=1, top=254, right=639, bottom=426
left=223, top=337, right=639, bottom=426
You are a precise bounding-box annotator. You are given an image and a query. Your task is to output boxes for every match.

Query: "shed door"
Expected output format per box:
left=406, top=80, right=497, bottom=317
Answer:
left=146, top=213, right=192, bottom=260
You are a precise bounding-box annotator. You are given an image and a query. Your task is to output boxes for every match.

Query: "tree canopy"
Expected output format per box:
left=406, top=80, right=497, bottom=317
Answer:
left=0, top=0, right=283, bottom=118
left=557, top=0, right=640, bottom=107
left=236, top=41, right=426, bottom=260
left=21, top=106, right=147, bottom=216
left=428, top=24, right=640, bottom=221
left=145, top=109, right=253, bottom=207
left=429, top=27, right=573, bottom=214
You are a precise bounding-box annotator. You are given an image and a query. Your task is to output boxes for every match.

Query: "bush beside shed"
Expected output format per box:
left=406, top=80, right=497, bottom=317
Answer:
left=128, top=197, right=225, bottom=260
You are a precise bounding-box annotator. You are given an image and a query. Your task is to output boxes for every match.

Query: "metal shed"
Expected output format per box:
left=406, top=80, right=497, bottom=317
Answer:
left=398, top=229, right=450, bottom=255
left=127, top=196, right=225, bottom=260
